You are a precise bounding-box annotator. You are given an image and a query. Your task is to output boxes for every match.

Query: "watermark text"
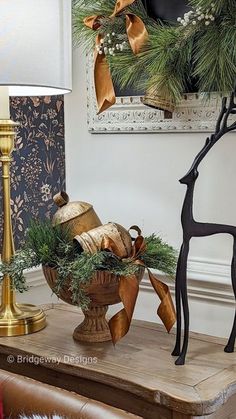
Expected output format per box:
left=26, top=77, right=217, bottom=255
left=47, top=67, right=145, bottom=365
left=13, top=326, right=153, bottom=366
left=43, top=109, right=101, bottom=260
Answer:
left=7, top=354, right=98, bottom=366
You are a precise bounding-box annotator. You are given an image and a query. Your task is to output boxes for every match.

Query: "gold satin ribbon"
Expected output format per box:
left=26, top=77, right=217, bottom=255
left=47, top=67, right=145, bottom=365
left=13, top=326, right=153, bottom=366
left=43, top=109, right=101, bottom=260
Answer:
left=102, top=227, right=176, bottom=345
left=84, top=0, right=148, bottom=114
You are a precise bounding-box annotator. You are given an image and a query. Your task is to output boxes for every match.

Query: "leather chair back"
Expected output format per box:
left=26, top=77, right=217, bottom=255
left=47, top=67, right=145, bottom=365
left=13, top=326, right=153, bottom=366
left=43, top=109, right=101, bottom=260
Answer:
left=0, top=369, right=139, bottom=419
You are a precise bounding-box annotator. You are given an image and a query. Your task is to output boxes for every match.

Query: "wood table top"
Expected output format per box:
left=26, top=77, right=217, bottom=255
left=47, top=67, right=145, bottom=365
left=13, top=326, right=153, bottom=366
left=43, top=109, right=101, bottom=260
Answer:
left=0, top=303, right=235, bottom=417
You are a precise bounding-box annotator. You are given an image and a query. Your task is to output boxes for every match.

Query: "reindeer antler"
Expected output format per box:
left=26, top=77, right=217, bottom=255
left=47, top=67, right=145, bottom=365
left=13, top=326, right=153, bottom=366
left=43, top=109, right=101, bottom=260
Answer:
left=196, top=88, right=236, bottom=162
left=180, top=87, right=236, bottom=182
left=216, top=88, right=236, bottom=135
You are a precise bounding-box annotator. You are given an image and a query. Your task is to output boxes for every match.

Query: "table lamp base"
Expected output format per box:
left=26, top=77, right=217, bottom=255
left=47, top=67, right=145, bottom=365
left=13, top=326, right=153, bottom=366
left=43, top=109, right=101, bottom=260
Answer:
left=0, top=119, right=47, bottom=337
left=0, top=303, right=46, bottom=336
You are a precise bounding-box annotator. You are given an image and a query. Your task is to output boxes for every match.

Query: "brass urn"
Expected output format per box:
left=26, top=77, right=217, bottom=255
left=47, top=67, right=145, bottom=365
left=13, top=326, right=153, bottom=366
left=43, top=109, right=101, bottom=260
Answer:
left=52, top=191, right=102, bottom=238
left=43, top=266, right=144, bottom=343
left=45, top=195, right=142, bottom=343
left=43, top=221, right=142, bottom=343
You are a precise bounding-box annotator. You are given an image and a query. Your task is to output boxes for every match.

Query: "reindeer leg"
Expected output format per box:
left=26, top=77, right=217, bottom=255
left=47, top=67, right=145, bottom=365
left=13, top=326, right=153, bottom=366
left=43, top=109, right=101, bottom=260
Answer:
left=175, top=239, right=190, bottom=366
left=172, top=244, right=183, bottom=356
left=225, top=237, right=236, bottom=353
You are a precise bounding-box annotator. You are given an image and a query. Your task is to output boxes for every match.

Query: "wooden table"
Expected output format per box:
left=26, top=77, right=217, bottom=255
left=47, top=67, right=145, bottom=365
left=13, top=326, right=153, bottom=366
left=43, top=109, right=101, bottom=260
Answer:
left=0, top=304, right=236, bottom=419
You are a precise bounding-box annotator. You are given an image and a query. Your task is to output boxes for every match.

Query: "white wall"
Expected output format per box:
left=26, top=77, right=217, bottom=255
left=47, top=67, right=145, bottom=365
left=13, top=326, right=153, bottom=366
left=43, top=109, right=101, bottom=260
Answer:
left=65, top=48, right=236, bottom=263
left=63, top=47, right=236, bottom=338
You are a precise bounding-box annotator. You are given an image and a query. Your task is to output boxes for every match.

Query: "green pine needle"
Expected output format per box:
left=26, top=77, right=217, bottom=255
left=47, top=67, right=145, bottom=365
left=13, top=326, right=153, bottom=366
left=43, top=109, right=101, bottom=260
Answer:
left=193, top=19, right=236, bottom=93
left=140, top=234, right=177, bottom=278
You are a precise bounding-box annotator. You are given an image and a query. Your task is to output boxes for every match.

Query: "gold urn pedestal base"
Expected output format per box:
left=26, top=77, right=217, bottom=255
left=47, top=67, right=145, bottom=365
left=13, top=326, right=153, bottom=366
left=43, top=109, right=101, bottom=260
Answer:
left=73, top=306, right=111, bottom=343
left=0, top=304, right=46, bottom=337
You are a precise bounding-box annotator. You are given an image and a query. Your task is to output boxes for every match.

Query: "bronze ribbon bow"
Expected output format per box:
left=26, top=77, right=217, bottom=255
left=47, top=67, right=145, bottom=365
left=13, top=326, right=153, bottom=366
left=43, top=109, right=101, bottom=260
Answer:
left=84, top=0, right=148, bottom=114
left=102, top=226, right=176, bottom=344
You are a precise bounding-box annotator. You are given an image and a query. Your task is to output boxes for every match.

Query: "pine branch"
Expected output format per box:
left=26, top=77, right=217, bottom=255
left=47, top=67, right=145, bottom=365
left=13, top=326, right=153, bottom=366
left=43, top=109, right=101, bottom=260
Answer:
left=189, top=0, right=233, bottom=14
left=140, top=235, right=177, bottom=278
left=63, top=251, right=107, bottom=309
left=111, top=23, right=194, bottom=104
left=127, top=0, right=149, bottom=21
left=0, top=249, right=37, bottom=294
left=24, top=219, right=74, bottom=266
left=193, top=20, right=236, bottom=93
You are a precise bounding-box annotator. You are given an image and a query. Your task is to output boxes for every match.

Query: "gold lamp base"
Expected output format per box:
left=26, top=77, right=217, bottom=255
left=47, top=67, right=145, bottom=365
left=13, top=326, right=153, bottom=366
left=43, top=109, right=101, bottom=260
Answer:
left=0, top=303, right=46, bottom=337
left=0, top=119, right=47, bottom=337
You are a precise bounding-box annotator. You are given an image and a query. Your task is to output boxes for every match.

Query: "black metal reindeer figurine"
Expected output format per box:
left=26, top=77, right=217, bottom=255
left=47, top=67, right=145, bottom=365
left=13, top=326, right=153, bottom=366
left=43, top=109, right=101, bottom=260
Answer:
left=172, top=89, right=236, bottom=365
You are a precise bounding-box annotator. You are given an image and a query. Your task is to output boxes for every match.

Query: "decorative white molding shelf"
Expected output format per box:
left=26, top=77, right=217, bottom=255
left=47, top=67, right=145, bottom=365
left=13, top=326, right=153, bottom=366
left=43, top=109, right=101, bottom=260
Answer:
left=141, top=257, right=234, bottom=307
left=87, top=56, right=234, bottom=134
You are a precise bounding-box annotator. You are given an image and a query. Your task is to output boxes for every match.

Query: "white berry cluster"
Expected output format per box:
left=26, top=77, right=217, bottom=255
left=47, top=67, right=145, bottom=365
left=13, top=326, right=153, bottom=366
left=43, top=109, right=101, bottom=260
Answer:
left=177, top=3, right=215, bottom=27
left=96, top=32, right=127, bottom=56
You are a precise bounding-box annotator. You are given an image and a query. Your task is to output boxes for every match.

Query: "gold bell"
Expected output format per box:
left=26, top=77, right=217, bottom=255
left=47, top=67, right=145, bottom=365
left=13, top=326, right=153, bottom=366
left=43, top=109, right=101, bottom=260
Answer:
left=143, top=86, right=176, bottom=114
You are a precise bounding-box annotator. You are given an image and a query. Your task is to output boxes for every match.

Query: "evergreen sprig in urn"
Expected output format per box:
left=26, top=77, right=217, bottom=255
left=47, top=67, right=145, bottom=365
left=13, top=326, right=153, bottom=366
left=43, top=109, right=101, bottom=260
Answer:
left=0, top=191, right=177, bottom=343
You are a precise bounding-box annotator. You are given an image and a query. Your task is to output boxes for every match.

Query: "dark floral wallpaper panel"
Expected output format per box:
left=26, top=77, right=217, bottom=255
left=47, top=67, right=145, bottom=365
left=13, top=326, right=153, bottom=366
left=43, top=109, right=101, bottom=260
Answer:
left=0, top=96, right=65, bottom=249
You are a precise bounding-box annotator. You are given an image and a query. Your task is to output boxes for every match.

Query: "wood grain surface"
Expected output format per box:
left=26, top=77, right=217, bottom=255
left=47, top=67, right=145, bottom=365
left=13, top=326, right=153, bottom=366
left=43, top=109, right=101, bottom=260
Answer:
left=0, top=304, right=235, bottom=418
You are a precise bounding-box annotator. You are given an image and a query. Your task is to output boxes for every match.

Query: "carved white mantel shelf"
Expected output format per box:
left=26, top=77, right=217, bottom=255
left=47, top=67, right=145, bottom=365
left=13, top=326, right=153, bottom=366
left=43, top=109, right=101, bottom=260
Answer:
left=87, top=57, right=234, bottom=134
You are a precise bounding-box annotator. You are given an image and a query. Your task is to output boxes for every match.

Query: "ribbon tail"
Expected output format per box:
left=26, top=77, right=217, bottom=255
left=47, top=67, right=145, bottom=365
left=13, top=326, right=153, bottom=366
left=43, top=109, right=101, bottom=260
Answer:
left=126, top=14, right=148, bottom=54
left=148, top=269, right=176, bottom=333
left=109, top=275, right=139, bottom=344
left=84, top=18, right=115, bottom=112
left=94, top=51, right=116, bottom=114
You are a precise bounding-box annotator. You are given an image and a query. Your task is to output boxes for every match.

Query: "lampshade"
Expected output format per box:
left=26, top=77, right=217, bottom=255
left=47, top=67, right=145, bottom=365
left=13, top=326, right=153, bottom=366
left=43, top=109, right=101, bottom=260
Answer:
left=0, top=0, right=72, bottom=96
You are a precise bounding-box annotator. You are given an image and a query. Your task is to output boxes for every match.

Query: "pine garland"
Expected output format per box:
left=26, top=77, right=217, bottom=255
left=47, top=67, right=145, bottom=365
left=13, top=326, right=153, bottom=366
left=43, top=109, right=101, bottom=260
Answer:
left=73, top=0, right=236, bottom=107
left=0, top=220, right=177, bottom=310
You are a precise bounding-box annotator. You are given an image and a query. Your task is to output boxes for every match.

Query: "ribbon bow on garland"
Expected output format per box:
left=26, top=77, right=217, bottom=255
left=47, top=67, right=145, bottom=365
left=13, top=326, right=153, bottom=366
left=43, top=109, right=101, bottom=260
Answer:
left=84, top=0, right=148, bottom=114
left=102, top=226, right=176, bottom=344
